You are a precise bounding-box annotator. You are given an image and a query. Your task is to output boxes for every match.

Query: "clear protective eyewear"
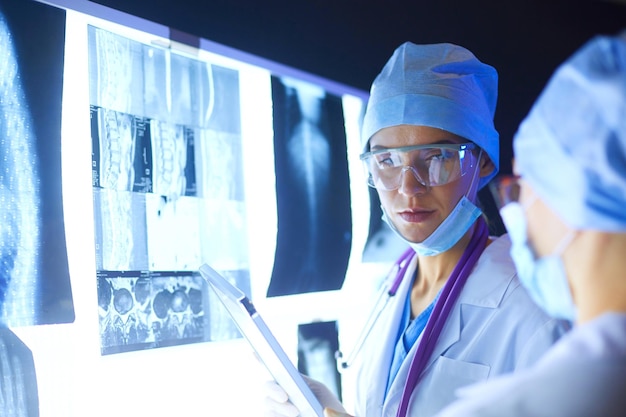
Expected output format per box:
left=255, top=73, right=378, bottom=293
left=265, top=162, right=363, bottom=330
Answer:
left=489, top=175, right=522, bottom=210
left=360, top=143, right=477, bottom=191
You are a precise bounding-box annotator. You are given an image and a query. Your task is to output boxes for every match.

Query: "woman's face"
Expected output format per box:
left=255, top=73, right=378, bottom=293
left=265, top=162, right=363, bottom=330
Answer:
left=369, top=124, right=491, bottom=243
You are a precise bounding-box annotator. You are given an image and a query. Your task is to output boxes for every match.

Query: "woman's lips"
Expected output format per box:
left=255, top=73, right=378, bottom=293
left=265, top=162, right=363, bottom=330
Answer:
left=398, top=209, right=435, bottom=223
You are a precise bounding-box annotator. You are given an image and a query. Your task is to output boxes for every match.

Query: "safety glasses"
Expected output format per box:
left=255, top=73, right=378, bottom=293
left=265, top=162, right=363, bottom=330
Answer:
left=490, top=174, right=540, bottom=214
left=360, top=143, right=477, bottom=191
left=489, top=175, right=522, bottom=209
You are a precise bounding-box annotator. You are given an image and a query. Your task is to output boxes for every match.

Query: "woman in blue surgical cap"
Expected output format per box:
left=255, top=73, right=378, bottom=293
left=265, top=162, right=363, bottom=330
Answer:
left=432, top=31, right=626, bottom=417
left=265, top=42, right=568, bottom=417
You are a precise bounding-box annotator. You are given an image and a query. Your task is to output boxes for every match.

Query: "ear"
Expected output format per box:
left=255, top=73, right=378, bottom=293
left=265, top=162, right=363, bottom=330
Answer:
left=478, top=153, right=496, bottom=179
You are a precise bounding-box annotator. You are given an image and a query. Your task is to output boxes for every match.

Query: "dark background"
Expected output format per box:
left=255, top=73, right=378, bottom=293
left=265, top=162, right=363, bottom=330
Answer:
left=88, top=0, right=626, bottom=237
left=89, top=0, right=626, bottom=177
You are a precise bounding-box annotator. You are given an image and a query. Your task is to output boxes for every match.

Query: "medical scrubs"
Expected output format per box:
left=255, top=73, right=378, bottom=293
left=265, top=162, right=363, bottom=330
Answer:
left=386, top=290, right=439, bottom=395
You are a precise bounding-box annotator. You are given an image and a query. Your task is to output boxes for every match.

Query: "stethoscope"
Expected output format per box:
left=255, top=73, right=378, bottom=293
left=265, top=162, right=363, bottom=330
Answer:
left=335, top=151, right=485, bottom=373
left=334, top=218, right=489, bottom=417
left=335, top=246, right=416, bottom=372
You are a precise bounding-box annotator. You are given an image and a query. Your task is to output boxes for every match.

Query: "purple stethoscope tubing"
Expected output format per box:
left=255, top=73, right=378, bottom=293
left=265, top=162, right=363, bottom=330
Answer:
left=388, top=247, right=416, bottom=296
left=396, top=217, right=489, bottom=417
left=336, top=246, right=415, bottom=372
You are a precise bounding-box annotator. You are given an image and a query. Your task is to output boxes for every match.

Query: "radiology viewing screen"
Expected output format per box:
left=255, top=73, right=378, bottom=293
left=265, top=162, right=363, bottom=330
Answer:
left=87, top=24, right=255, bottom=354
left=71, top=7, right=369, bottom=355
left=0, top=1, right=395, bottom=416
left=3, top=0, right=373, bottom=356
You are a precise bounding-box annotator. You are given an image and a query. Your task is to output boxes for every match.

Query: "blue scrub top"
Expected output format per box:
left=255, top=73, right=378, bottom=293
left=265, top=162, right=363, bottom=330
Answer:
left=385, top=286, right=440, bottom=397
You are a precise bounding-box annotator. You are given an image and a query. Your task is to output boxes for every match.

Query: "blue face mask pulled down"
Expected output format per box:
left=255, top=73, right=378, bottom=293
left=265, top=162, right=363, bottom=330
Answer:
left=382, top=149, right=484, bottom=257
left=383, top=196, right=482, bottom=257
left=499, top=202, right=577, bottom=321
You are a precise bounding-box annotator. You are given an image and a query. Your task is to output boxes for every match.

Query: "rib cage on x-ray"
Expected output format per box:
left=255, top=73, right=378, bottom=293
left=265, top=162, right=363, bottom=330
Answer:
left=268, top=77, right=352, bottom=297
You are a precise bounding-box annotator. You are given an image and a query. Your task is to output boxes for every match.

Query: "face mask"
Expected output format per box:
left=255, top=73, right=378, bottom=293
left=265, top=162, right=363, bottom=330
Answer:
left=499, top=202, right=577, bottom=321
left=383, top=196, right=482, bottom=257
left=382, top=149, right=483, bottom=257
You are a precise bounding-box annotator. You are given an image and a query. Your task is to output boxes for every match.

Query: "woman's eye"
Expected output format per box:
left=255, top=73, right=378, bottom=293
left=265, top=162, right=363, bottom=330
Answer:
left=376, top=154, right=397, bottom=167
left=424, top=151, right=445, bottom=163
left=429, top=149, right=455, bottom=162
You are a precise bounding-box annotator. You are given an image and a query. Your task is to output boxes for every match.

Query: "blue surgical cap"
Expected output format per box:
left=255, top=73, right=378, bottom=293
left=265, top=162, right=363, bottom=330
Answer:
left=515, top=32, right=626, bottom=231
left=361, top=42, right=500, bottom=188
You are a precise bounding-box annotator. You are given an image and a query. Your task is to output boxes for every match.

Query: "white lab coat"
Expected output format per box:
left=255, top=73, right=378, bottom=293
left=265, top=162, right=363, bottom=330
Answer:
left=353, top=234, right=568, bottom=417
left=433, top=312, right=626, bottom=417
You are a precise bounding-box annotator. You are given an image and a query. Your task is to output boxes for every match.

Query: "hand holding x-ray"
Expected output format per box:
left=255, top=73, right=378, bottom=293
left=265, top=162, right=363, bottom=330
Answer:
left=324, top=409, right=354, bottom=417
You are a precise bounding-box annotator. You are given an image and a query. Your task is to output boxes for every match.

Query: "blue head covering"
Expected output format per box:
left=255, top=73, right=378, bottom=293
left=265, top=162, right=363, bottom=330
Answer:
left=514, top=31, right=626, bottom=231
left=361, top=42, right=500, bottom=188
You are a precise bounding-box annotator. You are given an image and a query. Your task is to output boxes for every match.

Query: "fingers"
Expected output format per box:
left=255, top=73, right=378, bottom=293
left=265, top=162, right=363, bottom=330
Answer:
left=324, top=407, right=354, bottom=417
left=263, top=395, right=300, bottom=417
left=299, top=376, right=346, bottom=413
left=263, top=380, right=300, bottom=417
left=264, top=380, right=289, bottom=403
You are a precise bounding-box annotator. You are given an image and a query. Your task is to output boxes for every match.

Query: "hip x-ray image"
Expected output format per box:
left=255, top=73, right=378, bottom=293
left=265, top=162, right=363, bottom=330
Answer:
left=267, top=76, right=352, bottom=296
left=0, top=0, right=73, bottom=327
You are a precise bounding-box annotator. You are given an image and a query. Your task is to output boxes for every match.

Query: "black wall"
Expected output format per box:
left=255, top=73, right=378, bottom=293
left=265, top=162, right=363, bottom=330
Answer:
left=90, top=0, right=625, bottom=176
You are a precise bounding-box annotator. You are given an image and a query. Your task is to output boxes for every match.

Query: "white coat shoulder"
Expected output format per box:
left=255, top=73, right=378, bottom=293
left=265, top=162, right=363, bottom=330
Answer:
left=434, top=313, right=626, bottom=417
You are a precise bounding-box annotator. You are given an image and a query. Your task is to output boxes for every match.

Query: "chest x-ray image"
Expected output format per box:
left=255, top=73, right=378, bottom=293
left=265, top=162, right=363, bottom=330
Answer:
left=268, top=76, right=352, bottom=296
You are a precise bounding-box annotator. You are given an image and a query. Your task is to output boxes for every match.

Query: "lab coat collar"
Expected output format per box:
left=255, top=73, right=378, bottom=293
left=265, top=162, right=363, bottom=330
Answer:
left=359, top=251, right=417, bottom=416
left=383, top=234, right=517, bottom=413
left=450, top=233, right=517, bottom=308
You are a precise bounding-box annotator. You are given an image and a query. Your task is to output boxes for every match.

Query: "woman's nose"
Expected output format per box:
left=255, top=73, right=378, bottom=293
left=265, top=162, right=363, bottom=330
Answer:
left=398, top=166, right=428, bottom=196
